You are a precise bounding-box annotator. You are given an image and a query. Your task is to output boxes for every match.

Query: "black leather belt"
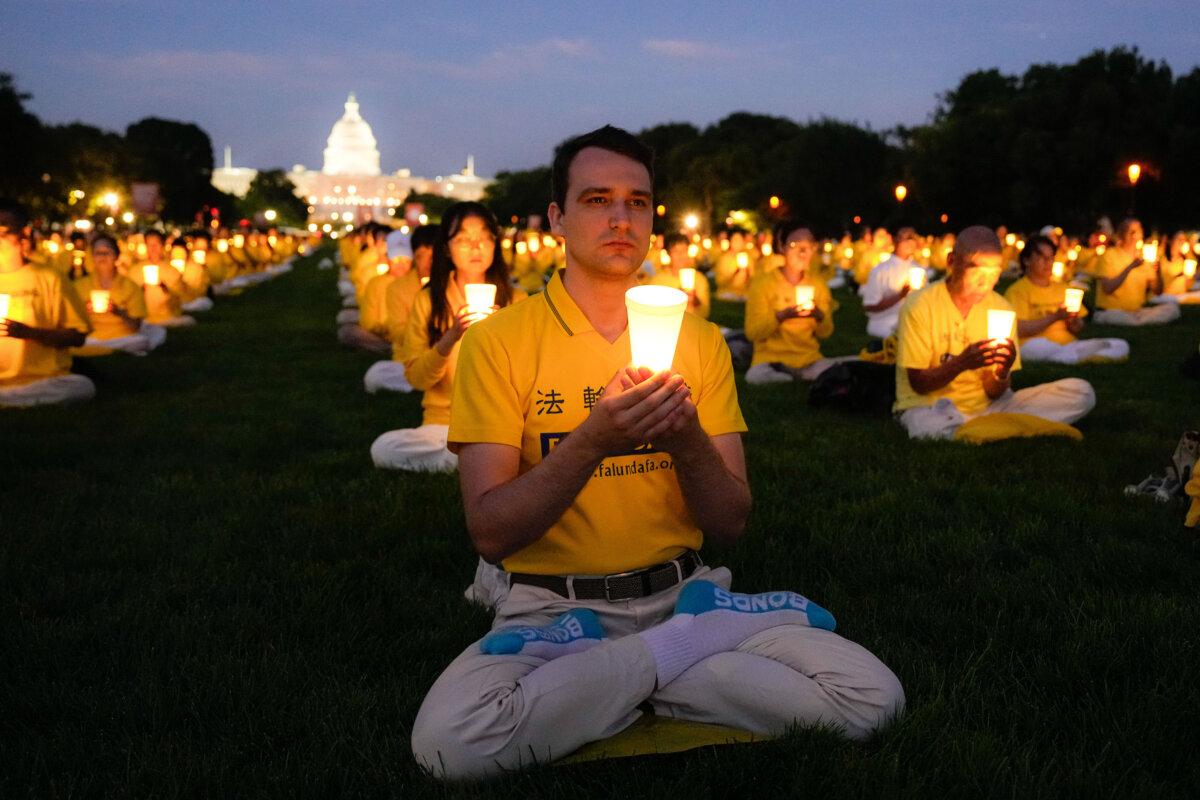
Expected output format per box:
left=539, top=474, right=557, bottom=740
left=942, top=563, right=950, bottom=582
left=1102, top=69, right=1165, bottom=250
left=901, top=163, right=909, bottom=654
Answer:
left=508, top=550, right=703, bottom=602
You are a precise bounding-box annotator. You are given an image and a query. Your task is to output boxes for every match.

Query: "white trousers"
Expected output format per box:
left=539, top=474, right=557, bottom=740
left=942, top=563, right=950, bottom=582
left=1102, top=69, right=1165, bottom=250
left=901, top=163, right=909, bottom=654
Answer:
left=411, top=565, right=904, bottom=780
left=1093, top=304, right=1181, bottom=326
left=463, top=558, right=511, bottom=609
left=337, top=324, right=391, bottom=355
left=181, top=296, right=214, bottom=313
left=1019, top=336, right=1129, bottom=364
left=363, top=360, right=413, bottom=394
left=0, top=374, right=96, bottom=408
left=335, top=308, right=360, bottom=325
left=745, top=357, right=855, bottom=385
left=337, top=279, right=356, bottom=298
left=866, top=316, right=898, bottom=340
left=898, top=377, right=1096, bottom=440
left=317, top=257, right=334, bottom=270
left=1150, top=291, right=1200, bottom=306
left=370, top=424, right=457, bottom=472
left=155, top=315, right=197, bottom=329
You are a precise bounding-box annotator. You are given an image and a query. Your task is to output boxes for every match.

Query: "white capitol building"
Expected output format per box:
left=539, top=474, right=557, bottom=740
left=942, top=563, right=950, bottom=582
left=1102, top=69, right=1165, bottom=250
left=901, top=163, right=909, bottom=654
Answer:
left=213, top=93, right=489, bottom=223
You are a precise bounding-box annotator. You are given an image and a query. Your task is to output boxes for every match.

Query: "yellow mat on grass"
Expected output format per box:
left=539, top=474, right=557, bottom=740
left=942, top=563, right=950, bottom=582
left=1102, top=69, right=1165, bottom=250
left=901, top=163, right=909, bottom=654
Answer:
left=954, top=412, right=1083, bottom=444
left=562, top=715, right=764, bottom=764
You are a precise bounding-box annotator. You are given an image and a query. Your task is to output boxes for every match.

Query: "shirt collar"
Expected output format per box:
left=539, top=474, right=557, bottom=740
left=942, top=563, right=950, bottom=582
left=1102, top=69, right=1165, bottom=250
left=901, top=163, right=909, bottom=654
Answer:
left=544, top=268, right=596, bottom=336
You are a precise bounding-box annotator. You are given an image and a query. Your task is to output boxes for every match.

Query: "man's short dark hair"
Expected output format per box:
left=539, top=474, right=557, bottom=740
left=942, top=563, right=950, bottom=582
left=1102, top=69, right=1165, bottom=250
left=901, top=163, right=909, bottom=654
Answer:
left=410, top=223, right=439, bottom=253
left=664, top=232, right=689, bottom=251
left=0, top=199, right=30, bottom=236
left=775, top=220, right=815, bottom=246
left=1019, top=234, right=1055, bottom=272
left=143, top=229, right=165, bottom=244
left=551, top=125, right=654, bottom=211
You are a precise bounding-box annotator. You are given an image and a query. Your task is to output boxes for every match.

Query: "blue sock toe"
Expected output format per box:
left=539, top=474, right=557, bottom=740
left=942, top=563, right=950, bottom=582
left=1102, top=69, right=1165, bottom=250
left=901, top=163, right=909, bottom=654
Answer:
left=675, top=579, right=836, bottom=631
left=480, top=609, right=606, bottom=656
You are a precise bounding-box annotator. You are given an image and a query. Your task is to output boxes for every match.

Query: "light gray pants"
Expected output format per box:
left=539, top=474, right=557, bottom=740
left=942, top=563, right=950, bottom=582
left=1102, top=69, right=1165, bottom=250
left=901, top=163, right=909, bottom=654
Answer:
left=898, top=378, right=1096, bottom=440
left=0, top=374, right=96, bottom=408
left=745, top=357, right=857, bottom=385
left=1093, top=304, right=1181, bottom=326
left=411, top=566, right=904, bottom=780
left=1019, top=336, right=1129, bottom=364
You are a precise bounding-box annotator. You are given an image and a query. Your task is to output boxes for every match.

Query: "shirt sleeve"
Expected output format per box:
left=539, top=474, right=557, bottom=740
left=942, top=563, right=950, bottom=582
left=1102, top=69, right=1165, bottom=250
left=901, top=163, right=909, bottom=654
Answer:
left=695, top=322, right=748, bottom=436
left=743, top=277, right=778, bottom=342
left=447, top=322, right=525, bottom=451
left=401, top=290, right=450, bottom=391
left=860, top=264, right=885, bottom=305
left=895, top=293, right=932, bottom=369
left=54, top=273, right=92, bottom=334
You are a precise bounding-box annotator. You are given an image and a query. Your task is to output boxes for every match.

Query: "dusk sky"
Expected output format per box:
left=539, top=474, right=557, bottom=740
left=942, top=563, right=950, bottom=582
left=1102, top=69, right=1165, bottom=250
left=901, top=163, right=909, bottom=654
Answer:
left=8, top=1, right=1199, bottom=179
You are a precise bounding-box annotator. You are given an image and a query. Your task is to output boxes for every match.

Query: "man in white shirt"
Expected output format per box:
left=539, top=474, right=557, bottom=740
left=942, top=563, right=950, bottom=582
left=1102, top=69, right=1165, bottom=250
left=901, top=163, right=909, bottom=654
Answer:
left=860, top=227, right=925, bottom=340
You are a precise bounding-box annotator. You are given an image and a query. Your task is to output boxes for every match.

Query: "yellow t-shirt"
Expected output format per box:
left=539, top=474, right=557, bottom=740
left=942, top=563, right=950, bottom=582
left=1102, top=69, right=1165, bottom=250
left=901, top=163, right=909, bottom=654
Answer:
left=181, top=260, right=210, bottom=302
left=359, top=272, right=396, bottom=336
left=744, top=269, right=833, bottom=369
left=72, top=273, right=146, bottom=340
left=1003, top=277, right=1087, bottom=345
left=385, top=269, right=423, bottom=353
left=1159, top=259, right=1192, bottom=296
left=713, top=251, right=756, bottom=294
left=448, top=269, right=748, bottom=576
left=894, top=282, right=1022, bottom=415
left=402, top=279, right=527, bottom=426
left=129, top=261, right=184, bottom=323
left=0, top=264, right=92, bottom=386
left=1094, top=248, right=1153, bottom=311
left=649, top=268, right=711, bottom=319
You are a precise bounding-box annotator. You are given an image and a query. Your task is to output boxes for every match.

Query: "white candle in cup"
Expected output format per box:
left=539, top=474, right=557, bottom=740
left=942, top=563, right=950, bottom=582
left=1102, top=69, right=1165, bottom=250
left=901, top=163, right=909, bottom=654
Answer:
left=625, top=285, right=688, bottom=373
left=193, top=249, right=207, bottom=265
left=1052, top=262, right=1064, bottom=281
left=1064, top=288, right=1084, bottom=314
left=90, top=290, right=111, bottom=314
left=736, top=252, right=749, bottom=270
left=464, top=283, right=497, bottom=316
left=376, top=263, right=389, bottom=276
left=420, top=276, right=430, bottom=286
left=1142, top=242, right=1158, bottom=263
left=0, top=293, right=10, bottom=320
left=679, top=267, right=696, bottom=292
left=987, top=308, right=1016, bottom=341
left=794, top=285, right=815, bottom=311
left=1184, top=260, right=1197, bottom=279
left=909, top=267, right=926, bottom=290
left=142, top=264, right=160, bottom=286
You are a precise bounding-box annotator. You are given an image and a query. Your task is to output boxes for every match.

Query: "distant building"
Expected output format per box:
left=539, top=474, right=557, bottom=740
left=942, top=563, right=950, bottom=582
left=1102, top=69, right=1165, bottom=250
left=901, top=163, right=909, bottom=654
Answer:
left=285, top=93, right=489, bottom=224
left=212, top=146, right=257, bottom=198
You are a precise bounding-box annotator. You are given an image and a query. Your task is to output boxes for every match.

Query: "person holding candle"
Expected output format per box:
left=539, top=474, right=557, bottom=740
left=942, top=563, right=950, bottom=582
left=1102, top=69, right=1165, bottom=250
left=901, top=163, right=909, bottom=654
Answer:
left=743, top=222, right=845, bottom=384
left=370, top=203, right=525, bottom=472
left=1150, top=231, right=1200, bottom=304
left=712, top=227, right=757, bottom=300
left=860, top=226, right=926, bottom=340
left=338, top=229, right=411, bottom=355
left=410, top=127, right=903, bottom=780
left=1093, top=218, right=1180, bottom=326
left=179, top=231, right=213, bottom=312
left=1004, top=235, right=1128, bottom=364
left=0, top=202, right=96, bottom=407
left=894, top=226, right=1096, bottom=440
left=364, top=224, right=440, bottom=394
left=72, top=234, right=166, bottom=356
left=130, top=230, right=194, bottom=328
left=648, top=232, right=711, bottom=319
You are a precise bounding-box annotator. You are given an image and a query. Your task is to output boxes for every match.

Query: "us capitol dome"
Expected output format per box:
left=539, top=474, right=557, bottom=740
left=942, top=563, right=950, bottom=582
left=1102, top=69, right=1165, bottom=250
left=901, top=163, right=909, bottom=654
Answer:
left=214, top=92, right=489, bottom=225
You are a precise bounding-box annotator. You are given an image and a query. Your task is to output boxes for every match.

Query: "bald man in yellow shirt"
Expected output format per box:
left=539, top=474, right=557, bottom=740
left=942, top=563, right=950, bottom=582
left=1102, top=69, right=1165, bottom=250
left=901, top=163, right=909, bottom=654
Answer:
left=411, top=126, right=903, bottom=780
left=894, top=226, right=1096, bottom=440
left=0, top=204, right=95, bottom=407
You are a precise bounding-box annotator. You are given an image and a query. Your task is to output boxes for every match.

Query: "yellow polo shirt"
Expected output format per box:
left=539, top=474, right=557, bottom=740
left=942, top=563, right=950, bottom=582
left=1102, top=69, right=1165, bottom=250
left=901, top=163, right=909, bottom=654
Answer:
left=385, top=269, right=423, bottom=352
left=72, top=273, right=146, bottom=340
left=1003, top=277, right=1087, bottom=345
left=649, top=268, right=711, bottom=319
left=713, top=251, right=756, bottom=295
left=402, top=279, right=527, bottom=426
left=0, top=264, right=91, bottom=386
left=1159, top=259, right=1192, bottom=296
left=359, top=272, right=396, bottom=337
left=895, top=282, right=1021, bottom=415
left=448, top=269, right=748, bottom=576
left=129, top=261, right=184, bottom=323
left=1094, top=248, right=1153, bottom=311
left=744, top=269, right=833, bottom=369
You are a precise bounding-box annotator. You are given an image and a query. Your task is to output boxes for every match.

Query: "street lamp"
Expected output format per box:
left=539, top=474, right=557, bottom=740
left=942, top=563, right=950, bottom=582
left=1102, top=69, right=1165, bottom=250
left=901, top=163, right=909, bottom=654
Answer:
left=894, top=184, right=908, bottom=203
left=1127, top=163, right=1142, bottom=186
left=683, top=213, right=699, bottom=231
left=264, top=209, right=278, bottom=222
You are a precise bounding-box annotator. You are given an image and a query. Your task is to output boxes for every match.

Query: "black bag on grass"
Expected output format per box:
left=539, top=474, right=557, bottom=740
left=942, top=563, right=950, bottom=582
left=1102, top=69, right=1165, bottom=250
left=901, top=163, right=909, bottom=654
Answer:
left=807, top=361, right=896, bottom=416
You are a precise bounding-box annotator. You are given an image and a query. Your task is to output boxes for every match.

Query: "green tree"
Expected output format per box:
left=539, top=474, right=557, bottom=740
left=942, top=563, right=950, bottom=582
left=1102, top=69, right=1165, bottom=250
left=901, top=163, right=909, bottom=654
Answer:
left=482, top=167, right=551, bottom=224
left=125, top=117, right=219, bottom=223
left=238, top=169, right=307, bottom=227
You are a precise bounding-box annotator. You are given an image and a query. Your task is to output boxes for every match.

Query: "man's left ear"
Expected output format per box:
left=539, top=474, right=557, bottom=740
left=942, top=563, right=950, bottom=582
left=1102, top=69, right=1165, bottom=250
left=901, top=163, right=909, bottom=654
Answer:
left=548, top=202, right=564, bottom=236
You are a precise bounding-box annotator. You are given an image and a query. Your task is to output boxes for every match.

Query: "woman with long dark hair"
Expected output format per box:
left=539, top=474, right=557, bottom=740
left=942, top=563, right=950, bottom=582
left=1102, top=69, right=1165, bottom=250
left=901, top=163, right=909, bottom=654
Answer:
left=370, top=202, right=525, bottom=473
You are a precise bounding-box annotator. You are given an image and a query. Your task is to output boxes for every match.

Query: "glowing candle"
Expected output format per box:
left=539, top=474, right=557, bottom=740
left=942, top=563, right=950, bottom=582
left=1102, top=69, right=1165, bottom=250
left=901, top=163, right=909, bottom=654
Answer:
left=192, top=249, right=206, bottom=265
left=1063, top=288, right=1084, bottom=314
left=420, top=276, right=430, bottom=286
left=170, top=258, right=185, bottom=273
left=1181, top=242, right=1191, bottom=255
left=542, top=235, right=555, bottom=248
left=528, top=237, right=540, bottom=254
left=233, top=234, right=245, bottom=248
left=515, top=241, right=528, bottom=255
left=1096, top=245, right=1106, bottom=256
left=625, top=285, right=687, bottom=372
left=1005, top=233, right=1016, bottom=247
left=909, top=267, right=926, bottom=290
left=268, top=235, right=278, bottom=247
left=794, top=285, right=815, bottom=311
left=1142, top=242, right=1158, bottom=263
left=702, top=238, right=712, bottom=250
left=47, top=241, right=60, bottom=254
left=659, top=249, right=670, bottom=266
left=142, top=264, right=160, bottom=286
left=464, top=283, right=497, bottom=316
left=1067, top=250, right=1078, bottom=262
left=878, top=251, right=891, bottom=264
left=843, top=247, right=854, bottom=260
left=1184, top=260, right=1197, bottom=279
left=987, top=308, right=1016, bottom=340
left=736, top=252, right=749, bottom=270
left=679, top=267, right=696, bottom=292
left=376, top=263, right=389, bottom=276
left=688, top=244, right=700, bottom=259
left=1052, top=262, right=1064, bottom=281
left=216, top=239, right=229, bottom=253
left=761, top=243, right=773, bottom=257
left=90, top=290, right=111, bottom=314
left=501, top=238, right=512, bottom=250
left=0, top=294, right=9, bottom=320
left=921, top=247, right=931, bottom=259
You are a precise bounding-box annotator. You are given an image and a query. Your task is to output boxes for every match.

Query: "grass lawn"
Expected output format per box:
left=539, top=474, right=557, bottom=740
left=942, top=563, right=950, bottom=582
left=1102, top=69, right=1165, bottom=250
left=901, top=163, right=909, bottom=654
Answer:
left=4, top=247, right=1200, bottom=798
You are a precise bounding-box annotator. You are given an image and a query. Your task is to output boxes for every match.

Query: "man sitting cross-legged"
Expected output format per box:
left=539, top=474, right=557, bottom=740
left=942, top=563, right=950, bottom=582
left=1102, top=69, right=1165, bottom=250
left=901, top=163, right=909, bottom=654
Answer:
left=410, top=126, right=904, bottom=780
left=894, top=225, right=1096, bottom=440
left=0, top=201, right=95, bottom=408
